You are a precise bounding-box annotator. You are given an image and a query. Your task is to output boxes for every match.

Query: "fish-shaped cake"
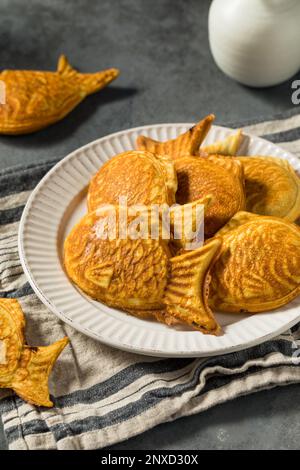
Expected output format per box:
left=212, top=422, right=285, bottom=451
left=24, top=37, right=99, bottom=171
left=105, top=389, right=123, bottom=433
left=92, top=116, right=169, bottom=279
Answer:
left=136, top=115, right=215, bottom=160
left=209, top=212, right=300, bottom=313
left=236, top=156, right=300, bottom=222
left=0, top=299, right=68, bottom=407
left=175, top=155, right=246, bottom=238
left=64, top=205, right=222, bottom=335
left=88, top=150, right=177, bottom=212
left=0, top=55, right=119, bottom=134
left=201, top=130, right=243, bottom=156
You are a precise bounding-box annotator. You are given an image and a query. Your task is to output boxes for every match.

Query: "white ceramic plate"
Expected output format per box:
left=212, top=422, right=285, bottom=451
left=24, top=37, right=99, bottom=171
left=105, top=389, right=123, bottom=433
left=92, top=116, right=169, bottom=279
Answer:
left=19, top=124, right=300, bottom=357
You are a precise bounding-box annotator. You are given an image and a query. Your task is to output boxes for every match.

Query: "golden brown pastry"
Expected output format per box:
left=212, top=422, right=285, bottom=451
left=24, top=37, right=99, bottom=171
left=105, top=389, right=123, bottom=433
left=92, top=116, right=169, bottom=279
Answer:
left=209, top=212, right=300, bottom=313
left=201, top=130, right=243, bottom=156
left=136, top=115, right=215, bottom=160
left=64, top=205, right=222, bottom=334
left=175, top=154, right=246, bottom=238
left=0, top=55, right=119, bottom=134
left=0, top=299, right=68, bottom=407
left=87, top=150, right=177, bottom=212
left=237, top=156, right=300, bottom=222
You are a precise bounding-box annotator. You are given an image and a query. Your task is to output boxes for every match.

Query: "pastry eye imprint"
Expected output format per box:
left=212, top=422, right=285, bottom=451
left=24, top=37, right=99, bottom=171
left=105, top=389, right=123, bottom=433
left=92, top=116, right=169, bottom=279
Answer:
left=0, top=299, right=68, bottom=407
left=175, top=154, right=246, bottom=238
left=209, top=212, right=300, bottom=313
left=0, top=55, right=119, bottom=135
left=87, top=150, right=177, bottom=212
left=64, top=206, right=222, bottom=335
left=236, top=156, right=300, bottom=222
left=136, top=115, right=215, bottom=160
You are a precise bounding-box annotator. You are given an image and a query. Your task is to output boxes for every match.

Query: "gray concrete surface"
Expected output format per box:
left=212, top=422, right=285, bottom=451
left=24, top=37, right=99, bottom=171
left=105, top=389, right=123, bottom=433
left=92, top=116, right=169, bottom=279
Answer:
left=0, top=0, right=299, bottom=450
left=110, top=384, right=300, bottom=450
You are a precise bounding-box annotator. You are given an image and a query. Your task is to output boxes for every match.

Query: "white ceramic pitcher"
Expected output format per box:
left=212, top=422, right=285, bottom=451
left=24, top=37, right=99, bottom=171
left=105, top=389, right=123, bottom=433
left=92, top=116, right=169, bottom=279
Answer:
left=209, top=0, right=300, bottom=87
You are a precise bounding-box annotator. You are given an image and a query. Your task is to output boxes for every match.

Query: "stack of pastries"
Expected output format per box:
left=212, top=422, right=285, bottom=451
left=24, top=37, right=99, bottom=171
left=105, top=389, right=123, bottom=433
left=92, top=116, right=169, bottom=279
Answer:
left=64, top=115, right=300, bottom=336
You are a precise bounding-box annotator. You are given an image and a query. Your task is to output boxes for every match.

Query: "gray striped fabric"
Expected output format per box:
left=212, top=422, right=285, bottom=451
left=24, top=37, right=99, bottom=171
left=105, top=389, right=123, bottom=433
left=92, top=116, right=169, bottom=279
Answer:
left=1, top=109, right=300, bottom=450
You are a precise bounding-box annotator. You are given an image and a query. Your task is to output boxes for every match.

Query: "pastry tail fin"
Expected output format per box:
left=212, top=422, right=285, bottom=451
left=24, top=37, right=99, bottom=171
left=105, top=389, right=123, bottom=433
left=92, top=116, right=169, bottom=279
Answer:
left=78, top=68, right=120, bottom=96
left=202, top=129, right=243, bottom=156
left=12, top=337, right=69, bottom=407
left=136, top=135, right=158, bottom=153
left=163, top=238, right=222, bottom=335
left=136, top=114, right=215, bottom=159
left=183, top=114, right=215, bottom=154
left=57, top=54, right=119, bottom=96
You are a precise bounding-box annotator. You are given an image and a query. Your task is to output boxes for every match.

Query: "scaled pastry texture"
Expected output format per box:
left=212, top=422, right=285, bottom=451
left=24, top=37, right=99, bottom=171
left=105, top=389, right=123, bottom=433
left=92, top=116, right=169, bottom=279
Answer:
left=63, top=114, right=300, bottom=336
left=64, top=205, right=221, bottom=335
left=88, top=150, right=177, bottom=211
left=0, top=55, right=119, bottom=134
left=209, top=212, right=300, bottom=313
left=236, top=156, right=300, bottom=221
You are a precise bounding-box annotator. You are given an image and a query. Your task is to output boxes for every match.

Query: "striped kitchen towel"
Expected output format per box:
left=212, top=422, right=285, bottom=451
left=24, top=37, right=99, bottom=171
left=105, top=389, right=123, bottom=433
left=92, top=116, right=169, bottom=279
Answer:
left=1, top=108, right=300, bottom=450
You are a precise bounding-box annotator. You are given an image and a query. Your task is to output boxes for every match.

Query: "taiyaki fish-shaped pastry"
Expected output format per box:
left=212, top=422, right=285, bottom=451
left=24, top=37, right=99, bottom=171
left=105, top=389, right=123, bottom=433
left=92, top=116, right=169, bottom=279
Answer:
left=236, top=156, right=300, bottom=222
left=0, top=299, right=68, bottom=407
left=88, top=150, right=177, bottom=212
left=209, top=212, right=300, bottom=313
left=175, top=154, right=246, bottom=238
left=201, top=130, right=243, bottom=156
left=64, top=205, right=222, bottom=334
left=0, top=55, right=119, bottom=134
left=136, top=115, right=215, bottom=160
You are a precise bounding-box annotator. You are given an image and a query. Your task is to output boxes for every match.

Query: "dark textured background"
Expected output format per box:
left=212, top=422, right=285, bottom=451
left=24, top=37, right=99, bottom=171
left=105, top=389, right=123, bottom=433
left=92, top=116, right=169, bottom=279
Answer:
left=0, top=0, right=300, bottom=450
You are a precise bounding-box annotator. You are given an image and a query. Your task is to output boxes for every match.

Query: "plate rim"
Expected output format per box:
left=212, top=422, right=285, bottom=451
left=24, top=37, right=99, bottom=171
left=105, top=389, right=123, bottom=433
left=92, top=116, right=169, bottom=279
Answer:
left=18, top=122, right=300, bottom=357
